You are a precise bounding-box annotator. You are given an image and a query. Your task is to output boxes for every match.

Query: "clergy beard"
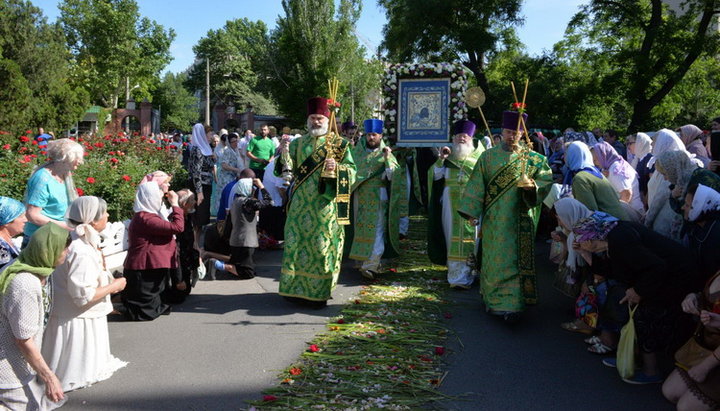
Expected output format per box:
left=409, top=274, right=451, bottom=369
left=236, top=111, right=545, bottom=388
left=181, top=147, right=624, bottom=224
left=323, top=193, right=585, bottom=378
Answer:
left=307, top=119, right=329, bottom=137
left=451, top=141, right=474, bottom=160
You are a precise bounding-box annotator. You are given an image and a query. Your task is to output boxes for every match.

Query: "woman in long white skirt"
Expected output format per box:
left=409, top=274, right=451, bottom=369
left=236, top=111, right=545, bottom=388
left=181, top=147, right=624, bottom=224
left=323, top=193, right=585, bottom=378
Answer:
left=42, top=196, right=128, bottom=392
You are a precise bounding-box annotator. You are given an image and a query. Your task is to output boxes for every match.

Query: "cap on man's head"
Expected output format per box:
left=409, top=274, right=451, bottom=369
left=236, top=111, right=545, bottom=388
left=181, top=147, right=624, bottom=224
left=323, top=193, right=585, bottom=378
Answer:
left=307, top=97, right=330, bottom=118
left=502, top=111, right=528, bottom=132
left=452, top=120, right=476, bottom=137
left=363, top=119, right=383, bottom=135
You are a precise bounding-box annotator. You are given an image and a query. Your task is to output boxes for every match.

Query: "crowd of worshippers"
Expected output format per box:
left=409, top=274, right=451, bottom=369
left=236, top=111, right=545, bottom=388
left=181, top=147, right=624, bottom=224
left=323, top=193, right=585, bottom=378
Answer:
left=2, top=106, right=720, bottom=410
left=540, top=122, right=720, bottom=405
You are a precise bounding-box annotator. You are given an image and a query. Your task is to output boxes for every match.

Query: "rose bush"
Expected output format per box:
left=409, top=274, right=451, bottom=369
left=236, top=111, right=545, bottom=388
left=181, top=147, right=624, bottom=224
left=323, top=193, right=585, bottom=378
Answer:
left=0, top=130, right=187, bottom=221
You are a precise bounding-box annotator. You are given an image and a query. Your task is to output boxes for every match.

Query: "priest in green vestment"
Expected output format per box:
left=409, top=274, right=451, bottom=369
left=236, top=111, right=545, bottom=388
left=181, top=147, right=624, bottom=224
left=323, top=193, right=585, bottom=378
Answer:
left=457, top=110, right=553, bottom=322
left=348, top=119, right=402, bottom=279
left=275, top=97, right=356, bottom=306
left=428, top=120, right=484, bottom=289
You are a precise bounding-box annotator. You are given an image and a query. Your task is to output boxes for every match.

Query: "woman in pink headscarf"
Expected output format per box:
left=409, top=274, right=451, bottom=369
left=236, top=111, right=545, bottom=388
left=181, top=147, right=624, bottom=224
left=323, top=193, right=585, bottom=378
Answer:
left=591, top=141, right=644, bottom=215
left=678, top=124, right=710, bottom=167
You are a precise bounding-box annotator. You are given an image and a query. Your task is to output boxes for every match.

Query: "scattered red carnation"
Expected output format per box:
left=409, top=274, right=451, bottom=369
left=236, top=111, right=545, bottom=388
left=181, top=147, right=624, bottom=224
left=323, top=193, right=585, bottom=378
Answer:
left=262, top=395, right=277, bottom=402
left=289, top=367, right=302, bottom=375
left=336, top=318, right=345, bottom=324
left=308, top=344, right=319, bottom=353
left=434, top=346, right=445, bottom=356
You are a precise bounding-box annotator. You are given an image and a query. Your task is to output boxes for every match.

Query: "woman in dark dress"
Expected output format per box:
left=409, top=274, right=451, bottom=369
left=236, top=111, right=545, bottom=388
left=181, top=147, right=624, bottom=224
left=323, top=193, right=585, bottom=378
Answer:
left=122, top=182, right=184, bottom=320
left=573, top=213, right=702, bottom=384
left=188, top=123, right=215, bottom=238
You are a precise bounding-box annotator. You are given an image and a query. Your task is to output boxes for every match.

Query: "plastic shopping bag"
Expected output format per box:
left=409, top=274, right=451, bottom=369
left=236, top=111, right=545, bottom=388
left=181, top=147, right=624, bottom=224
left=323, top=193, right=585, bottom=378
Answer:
left=616, top=304, right=638, bottom=379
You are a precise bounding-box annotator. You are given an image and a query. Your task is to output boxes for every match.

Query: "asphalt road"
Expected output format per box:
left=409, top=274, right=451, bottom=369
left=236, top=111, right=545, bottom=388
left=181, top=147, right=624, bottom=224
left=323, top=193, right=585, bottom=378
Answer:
left=60, top=241, right=674, bottom=410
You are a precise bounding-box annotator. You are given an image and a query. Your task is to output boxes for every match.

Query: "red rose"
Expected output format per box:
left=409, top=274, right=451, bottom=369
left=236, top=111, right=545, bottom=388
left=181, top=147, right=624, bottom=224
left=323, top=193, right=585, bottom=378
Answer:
left=336, top=318, right=345, bottom=324
left=308, top=344, right=319, bottom=353
left=156, top=146, right=162, bottom=150
left=289, top=367, right=302, bottom=376
left=40, top=150, right=46, bottom=156
left=19, top=136, right=30, bottom=143
left=2, top=144, right=9, bottom=150
left=434, top=346, right=445, bottom=356
left=76, top=188, right=84, bottom=196
left=110, top=158, right=119, bottom=164
left=86, top=177, right=96, bottom=184
left=94, top=142, right=104, bottom=148
left=25, top=130, right=32, bottom=134
left=122, top=175, right=131, bottom=182
left=262, top=395, right=277, bottom=402
left=31, top=140, right=38, bottom=146
left=108, top=151, right=116, bottom=155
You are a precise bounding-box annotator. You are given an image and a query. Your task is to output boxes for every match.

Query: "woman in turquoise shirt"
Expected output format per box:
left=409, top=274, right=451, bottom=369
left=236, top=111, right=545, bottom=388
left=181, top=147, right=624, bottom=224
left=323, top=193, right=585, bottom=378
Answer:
left=23, top=139, right=84, bottom=243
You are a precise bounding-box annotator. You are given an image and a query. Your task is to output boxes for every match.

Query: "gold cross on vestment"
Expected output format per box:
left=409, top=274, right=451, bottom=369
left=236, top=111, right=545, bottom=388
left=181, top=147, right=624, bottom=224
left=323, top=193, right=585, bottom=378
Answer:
left=300, top=165, right=307, bottom=174
left=340, top=178, right=348, bottom=187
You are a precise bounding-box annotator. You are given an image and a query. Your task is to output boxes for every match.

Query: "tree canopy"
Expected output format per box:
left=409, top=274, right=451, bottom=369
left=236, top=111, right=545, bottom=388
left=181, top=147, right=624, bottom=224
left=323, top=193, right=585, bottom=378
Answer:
left=151, top=72, right=199, bottom=132
left=0, top=0, right=88, bottom=135
left=379, top=0, right=523, bottom=99
left=59, top=0, right=175, bottom=108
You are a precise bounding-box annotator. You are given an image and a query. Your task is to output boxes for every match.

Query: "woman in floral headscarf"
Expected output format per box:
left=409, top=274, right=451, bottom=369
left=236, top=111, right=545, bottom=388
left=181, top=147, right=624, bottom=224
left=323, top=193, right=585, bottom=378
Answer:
left=0, top=223, right=69, bottom=409
left=573, top=213, right=701, bottom=384
left=677, top=124, right=710, bottom=167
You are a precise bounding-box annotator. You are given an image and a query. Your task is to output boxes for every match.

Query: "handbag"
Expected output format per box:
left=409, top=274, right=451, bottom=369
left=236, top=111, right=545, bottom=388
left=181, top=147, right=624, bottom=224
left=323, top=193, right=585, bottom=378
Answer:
left=616, top=304, right=638, bottom=379
left=675, top=326, right=714, bottom=370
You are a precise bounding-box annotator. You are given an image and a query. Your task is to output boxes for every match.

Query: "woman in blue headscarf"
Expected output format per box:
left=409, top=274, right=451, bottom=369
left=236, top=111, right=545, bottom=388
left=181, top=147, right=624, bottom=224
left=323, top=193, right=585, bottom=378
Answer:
left=0, top=197, right=27, bottom=270
left=563, top=142, right=629, bottom=220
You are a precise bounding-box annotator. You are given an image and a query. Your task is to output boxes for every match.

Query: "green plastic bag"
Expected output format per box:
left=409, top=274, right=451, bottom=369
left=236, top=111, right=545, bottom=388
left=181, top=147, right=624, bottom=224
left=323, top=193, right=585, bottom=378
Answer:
left=617, top=304, right=638, bottom=379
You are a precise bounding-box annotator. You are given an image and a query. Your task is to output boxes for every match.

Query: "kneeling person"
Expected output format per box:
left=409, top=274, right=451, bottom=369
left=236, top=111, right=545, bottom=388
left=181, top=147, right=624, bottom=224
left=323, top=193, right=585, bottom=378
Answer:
left=208, top=173, right=273, bottom=279
left=348, top=119, right=402, bottom=279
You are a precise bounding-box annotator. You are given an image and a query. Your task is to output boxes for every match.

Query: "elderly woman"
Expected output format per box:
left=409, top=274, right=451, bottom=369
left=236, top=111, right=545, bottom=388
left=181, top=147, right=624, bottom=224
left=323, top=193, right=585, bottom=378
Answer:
left=218, top=133, right=244, bottom=198
left=678, top=124, right=711, bottom=167
left=563, top=141, right=629, bottom=221
left=573, top=214, right=701, bottom=384
left=662, top=185, right=720, bottom=409
left=42, top=196, right=127, bottom=392
left=188, top=124, right=215, bottom=232
left=592, top=141, right=644, bottom=215
left=0, top=197, right=27, bottom=270
left=628, top=133, right=653, bottom=207
left=655, top=150, right=720, bottom=218
left=645, top=129, right=697, bottom=240
left=122, top=182, right=183, bottom=321
left=0, top=224, right=69, bottom=408
left=23, top=138, right=84, bottom=244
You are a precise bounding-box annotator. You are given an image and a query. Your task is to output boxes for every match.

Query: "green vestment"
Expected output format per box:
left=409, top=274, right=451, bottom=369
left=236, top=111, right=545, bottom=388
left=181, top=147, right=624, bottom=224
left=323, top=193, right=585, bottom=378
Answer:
left=348, top=140, right=402, bottom=264
left=457, top=146, right=553, bottom=312
left=427, top=146, right=484, bottom=265
left=276, top=133, right=356, bottom=301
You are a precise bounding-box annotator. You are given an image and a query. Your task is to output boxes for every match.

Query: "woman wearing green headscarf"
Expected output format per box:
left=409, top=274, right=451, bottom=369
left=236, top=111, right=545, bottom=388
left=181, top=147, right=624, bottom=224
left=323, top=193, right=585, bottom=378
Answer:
left=0, top=223, right=69, bottom=409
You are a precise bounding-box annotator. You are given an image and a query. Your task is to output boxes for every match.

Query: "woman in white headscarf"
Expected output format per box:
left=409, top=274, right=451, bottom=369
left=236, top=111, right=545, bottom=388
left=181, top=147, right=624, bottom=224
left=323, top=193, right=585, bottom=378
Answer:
left=122, top=183, right=184, bottom=321
left=188, top=123, right=215, bottom=230
left=42, top=196, right=127, bottom=392
left=645, top=129, right=701, bottom=240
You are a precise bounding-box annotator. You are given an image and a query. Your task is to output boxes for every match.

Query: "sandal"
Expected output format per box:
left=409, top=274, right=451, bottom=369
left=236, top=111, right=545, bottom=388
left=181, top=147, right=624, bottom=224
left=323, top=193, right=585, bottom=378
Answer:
left=584, top=336, right=602, bottom=345
left=587, top=342, right=616, bottom=355
left=560, top=321, right=594, bottom=335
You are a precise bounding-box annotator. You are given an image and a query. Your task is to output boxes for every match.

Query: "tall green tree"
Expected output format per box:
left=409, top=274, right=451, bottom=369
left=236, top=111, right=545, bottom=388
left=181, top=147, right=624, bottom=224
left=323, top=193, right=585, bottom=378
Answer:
left=563, top=0, right=720, bottom=132
left=59, top=0, right=175, bottom=108
left=270, top=0, right=382, bottom=125
left=378, top=0, right=523, bottom=98
left=186, top=18, right=277, bottom=118
left=0, top=0, right=88, bottom=134
left=152, top=72, right=199, bottom=131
